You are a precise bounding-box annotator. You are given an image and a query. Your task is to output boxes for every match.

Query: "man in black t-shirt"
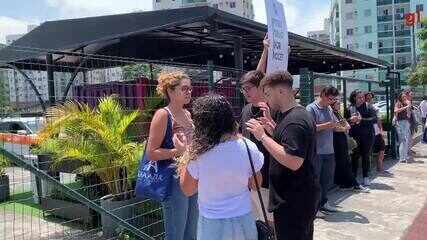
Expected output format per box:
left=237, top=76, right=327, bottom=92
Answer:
left=246, top=71, right=320, bottom=240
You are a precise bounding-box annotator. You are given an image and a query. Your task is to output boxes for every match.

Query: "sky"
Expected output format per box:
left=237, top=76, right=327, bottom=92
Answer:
left=0, top=0, right=331, bottom=44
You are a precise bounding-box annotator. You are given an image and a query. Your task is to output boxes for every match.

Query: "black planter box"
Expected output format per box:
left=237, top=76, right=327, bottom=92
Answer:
left=40, top=197, right=99, bottom=227
left=0, top=175, right=10, bottom=203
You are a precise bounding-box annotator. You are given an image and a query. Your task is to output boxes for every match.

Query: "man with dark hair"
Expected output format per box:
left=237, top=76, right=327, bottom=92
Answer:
left=306, top=86, right=339, bottom=214
left=246, top=71, right=320, bottom=240
left=239, top=36, right=276, bottom=224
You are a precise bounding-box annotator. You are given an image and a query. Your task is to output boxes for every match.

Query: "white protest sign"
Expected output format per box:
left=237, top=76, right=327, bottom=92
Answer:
left=265, top=0, right=289, bottom=74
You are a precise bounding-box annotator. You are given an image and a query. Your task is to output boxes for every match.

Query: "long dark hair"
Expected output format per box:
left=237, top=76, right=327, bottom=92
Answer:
left=188, top=94, right=238, bottom=161
left=349, top=90, right=362, bottom=105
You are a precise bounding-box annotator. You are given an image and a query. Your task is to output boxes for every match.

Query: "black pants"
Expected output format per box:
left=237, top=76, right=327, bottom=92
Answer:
left=334, top=132, right=359, bottom=187
left=351, top=133, right=374, bottom=178
left=273, top=191, right=319, bottom=240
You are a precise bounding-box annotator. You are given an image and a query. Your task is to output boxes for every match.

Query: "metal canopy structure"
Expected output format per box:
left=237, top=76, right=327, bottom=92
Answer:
left=0, top=6, right=389, bottom=74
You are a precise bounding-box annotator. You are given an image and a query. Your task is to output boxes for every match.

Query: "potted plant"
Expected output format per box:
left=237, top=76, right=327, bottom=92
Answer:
left=0, top=153, right=10, bottom=202
left=37, top=96, right=144, bottom=237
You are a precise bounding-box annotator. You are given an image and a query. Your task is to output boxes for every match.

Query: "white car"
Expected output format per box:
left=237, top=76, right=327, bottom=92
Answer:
left=0, top=117, right=45, bottom=158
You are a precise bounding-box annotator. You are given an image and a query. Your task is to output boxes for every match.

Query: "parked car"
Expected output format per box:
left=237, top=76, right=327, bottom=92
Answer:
left=0, top=117, right=44, bottom=158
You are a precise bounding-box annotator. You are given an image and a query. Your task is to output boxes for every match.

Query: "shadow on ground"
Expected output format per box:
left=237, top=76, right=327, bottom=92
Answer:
left=323, top=210, right=369, bottom=224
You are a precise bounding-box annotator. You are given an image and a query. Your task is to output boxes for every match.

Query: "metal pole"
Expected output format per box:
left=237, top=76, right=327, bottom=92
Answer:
left=392, top=0, right=397, bottom=71
left=149, top=63, right=154, bottom=81
left=46, top=54, right=55, bottom=105
left=385, top=85, right=391, bottom=148
left=411, top=25, right=417, bottom=67
left=234, top=37, right=244, bottom=106
left=343, top=78, right=347, bottom=112
left=207, top=60, right=214, bottom=92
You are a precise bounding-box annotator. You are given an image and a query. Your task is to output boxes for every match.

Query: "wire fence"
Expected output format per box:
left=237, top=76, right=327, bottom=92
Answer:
left=1, top=45, right=420, bottom=240
left=0, top=46, right=244, bottom=240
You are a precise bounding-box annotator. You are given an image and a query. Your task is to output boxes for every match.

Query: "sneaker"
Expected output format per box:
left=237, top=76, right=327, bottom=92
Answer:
left=340, top=186, right=354, bottom=191
left=353, top=185, right=370, bottom=193
left=321, top=202, right=339, bottom=213
left=363, top=177, right=371, bottom=186
left=316, top=211, right=327, bottom=219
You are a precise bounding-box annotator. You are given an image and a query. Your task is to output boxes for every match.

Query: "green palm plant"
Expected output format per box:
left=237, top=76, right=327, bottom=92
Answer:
left=37, top=96, right=144, bottom=200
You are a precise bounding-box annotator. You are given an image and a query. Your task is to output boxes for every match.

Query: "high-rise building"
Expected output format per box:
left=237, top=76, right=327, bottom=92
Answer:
left=153, top=0, right=255, bottom=20
left=5, top=25, right=123, bottom=108
left=308, top=18, right=332, bottom=44
left=330, top=0, right=426, bottom=86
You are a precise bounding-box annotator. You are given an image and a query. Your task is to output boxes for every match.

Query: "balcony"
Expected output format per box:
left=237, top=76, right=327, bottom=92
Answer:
left=378, top=15, right=392, bottom=22
left=378, top=14, right=405, bottom=22
left=396, top=46, right=411, bottom=53
left=378, top=30, right=410, bottom=38
left=379, top=48, right=394, bottom=54
left=377, top=0, right=410, bottom=5
left=396, top=63, right=412, bottom=69
left=395, top=30, right=411, bottom=37
left=378, top=31, right=393, bottom=37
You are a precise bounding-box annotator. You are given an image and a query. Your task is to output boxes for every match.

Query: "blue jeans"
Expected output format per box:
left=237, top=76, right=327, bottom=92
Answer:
left=197, top=213, right=258, bottom=240
left=396, top=120, right=411, bottom=162
left=313, top=154, right=335, bottom=207
left=162, top=177, right=198, bottom=240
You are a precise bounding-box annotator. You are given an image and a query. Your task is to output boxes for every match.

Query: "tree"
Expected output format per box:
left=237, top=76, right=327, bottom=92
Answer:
left=121, top=63, right=162, bottom=81
left=408, top=18, right=427, bottom=92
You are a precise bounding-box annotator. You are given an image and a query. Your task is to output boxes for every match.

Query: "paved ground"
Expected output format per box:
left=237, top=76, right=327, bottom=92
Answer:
left=314, top=141, right=427, bottom=240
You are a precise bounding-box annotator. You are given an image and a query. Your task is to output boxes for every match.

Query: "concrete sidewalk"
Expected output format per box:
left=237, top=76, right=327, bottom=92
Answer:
left=314, top=142, right=427, bottom=240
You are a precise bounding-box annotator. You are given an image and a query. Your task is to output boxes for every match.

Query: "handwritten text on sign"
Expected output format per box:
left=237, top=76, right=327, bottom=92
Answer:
left=265, top=0, right=289, bottom=74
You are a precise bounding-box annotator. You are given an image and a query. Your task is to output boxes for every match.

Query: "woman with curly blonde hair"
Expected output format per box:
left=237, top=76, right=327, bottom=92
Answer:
left=145, top=70, right=198, bottom=240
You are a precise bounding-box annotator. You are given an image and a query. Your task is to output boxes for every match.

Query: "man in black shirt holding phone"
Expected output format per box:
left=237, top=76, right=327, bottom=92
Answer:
left=246, top=71, right=320, bottom=240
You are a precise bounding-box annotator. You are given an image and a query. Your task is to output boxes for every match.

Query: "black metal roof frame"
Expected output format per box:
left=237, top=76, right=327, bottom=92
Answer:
left=0, top=6, right=390, bottom=74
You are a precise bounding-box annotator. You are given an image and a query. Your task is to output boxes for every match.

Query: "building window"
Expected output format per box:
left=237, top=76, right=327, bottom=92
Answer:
left=379, top=41, right=383, bottom=48
left=230, top=1, right=236, bottom=8
left=346, top=28, right=354, bottom=35
left=345, top=0, right=352, bottom=3
left=416, top=4, right=424, bottom=12
left=368, top=42, right=373, bottom=49
left=213, top=3, right=218, bottom=8
left=346, top=12, right=353, bottom=20
left=396, top=8, right=405, bottom=14
left=383, top=9, right=389, bottom=15
left=364, top=25, right=372, bottom=33
left=364, top=9, right=371, bottom=17
left=156, top=0, right=160, bottom=2
left=336, top=11, right=339, bottom=18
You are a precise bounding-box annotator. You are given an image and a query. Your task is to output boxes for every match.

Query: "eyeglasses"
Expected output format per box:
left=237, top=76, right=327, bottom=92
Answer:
left=240, top=85, right=256, bottom=94
left=180, top=86, right=193, bottom=93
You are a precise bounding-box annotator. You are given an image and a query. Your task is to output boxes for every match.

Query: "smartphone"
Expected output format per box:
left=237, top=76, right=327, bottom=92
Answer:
left=252, top=106, right=263, bottom=118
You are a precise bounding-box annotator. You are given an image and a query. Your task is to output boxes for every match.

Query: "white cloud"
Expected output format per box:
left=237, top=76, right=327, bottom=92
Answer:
left=253, top=0, right=329, bottom=36
left=45, top=0, right=153, bottom=19
left=0, top=17, right=31, bottom=44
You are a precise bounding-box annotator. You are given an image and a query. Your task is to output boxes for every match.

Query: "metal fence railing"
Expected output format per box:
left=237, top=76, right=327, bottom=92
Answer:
left=0, top=46, right=245, bottom=240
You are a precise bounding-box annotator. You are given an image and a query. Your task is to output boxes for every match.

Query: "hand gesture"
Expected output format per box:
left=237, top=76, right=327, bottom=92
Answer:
left=258, top=117, right=276, bottom=135
left=263, top=34, right=270, bottom=50
left=173, top=133, right=188, bottom=155
left=258, top=102, right=273, bottom=122
left=327, top=121, right=338, bottom=129
left=246, top=119, right=266, bottom=141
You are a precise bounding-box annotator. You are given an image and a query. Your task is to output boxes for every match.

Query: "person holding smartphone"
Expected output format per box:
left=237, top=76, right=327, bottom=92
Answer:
left=239, top=35, right=276, bottom=225
left=306, top=86, right=340, bottom=214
